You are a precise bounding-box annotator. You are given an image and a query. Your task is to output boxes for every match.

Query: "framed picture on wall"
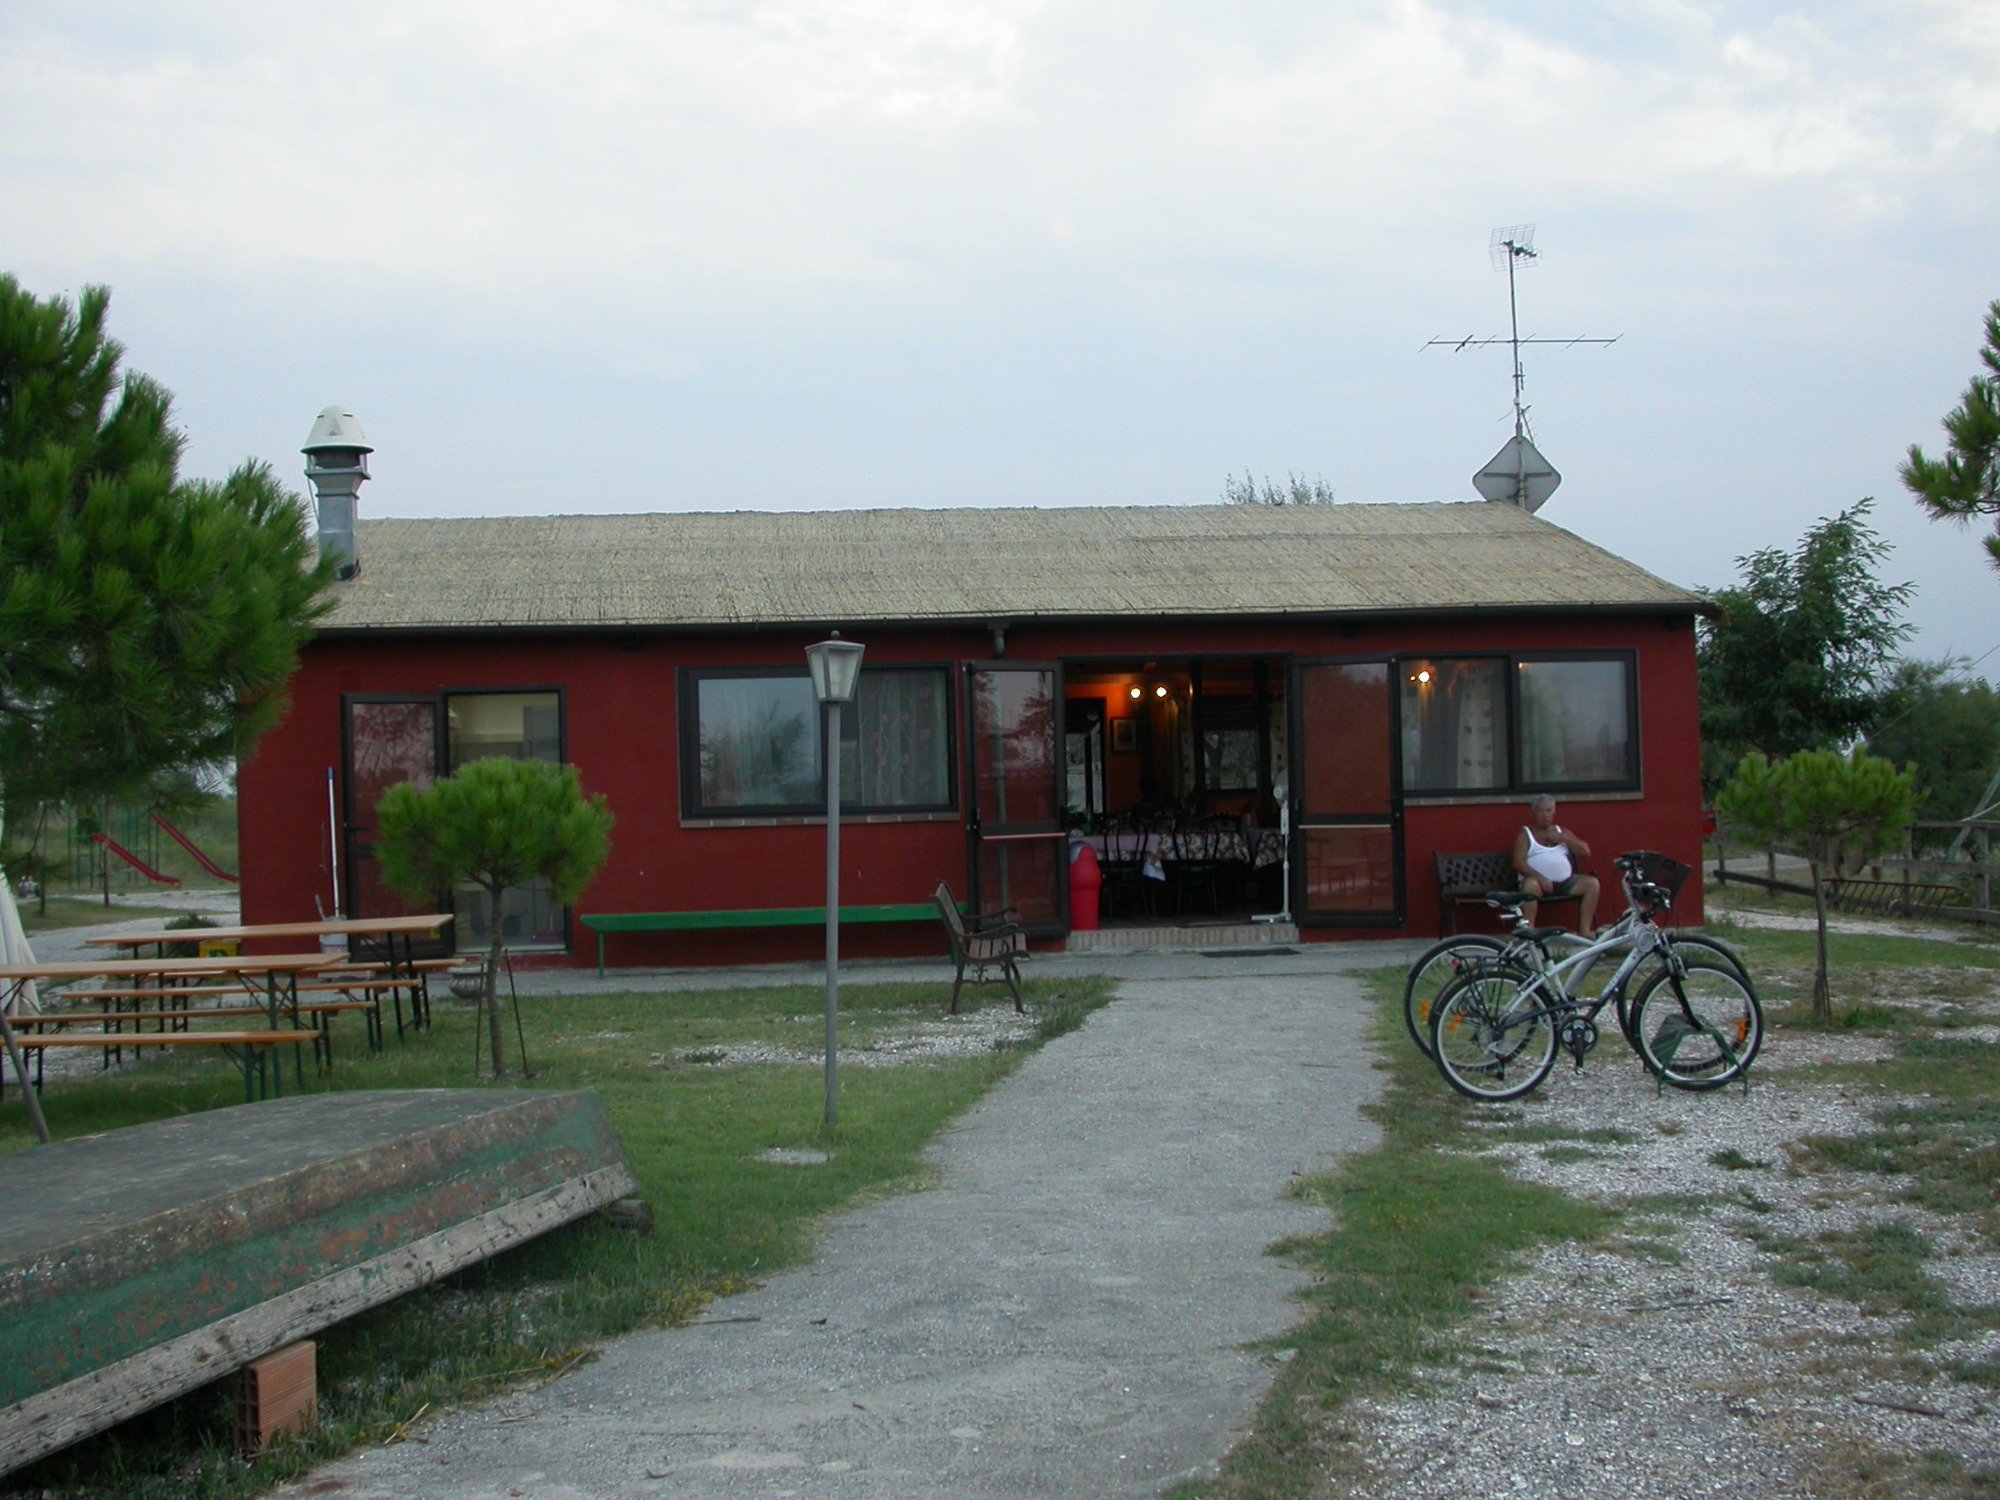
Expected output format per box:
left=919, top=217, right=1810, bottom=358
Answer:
left=1110, top=718, right=1137, bottom=753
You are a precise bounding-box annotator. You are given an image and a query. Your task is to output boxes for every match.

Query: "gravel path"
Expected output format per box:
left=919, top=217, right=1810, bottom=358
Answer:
left=276, top=961, right=1387, bottom=1499
left=1328, top=903, right=2000, bottom=1499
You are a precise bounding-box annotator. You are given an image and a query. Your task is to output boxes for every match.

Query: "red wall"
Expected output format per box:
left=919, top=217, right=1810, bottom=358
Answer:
left=235, top=610, right=1704, bottom=966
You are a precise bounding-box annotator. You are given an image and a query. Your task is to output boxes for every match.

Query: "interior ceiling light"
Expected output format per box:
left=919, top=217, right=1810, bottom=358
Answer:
left=1154, top=684, right=1168, bottom=697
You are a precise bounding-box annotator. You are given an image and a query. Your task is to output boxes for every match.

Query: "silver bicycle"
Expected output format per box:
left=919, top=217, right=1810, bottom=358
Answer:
left=1402, top=853, right=1749, bottom=1059
left=1428, top=852, right=1762, bottom=1101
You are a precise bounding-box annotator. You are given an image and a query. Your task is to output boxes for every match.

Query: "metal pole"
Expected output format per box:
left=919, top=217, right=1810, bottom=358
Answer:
left=824, top=698, right=841, bottom=1132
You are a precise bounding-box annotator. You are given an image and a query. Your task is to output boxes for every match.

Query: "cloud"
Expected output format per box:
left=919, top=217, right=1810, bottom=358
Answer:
left=6, top=0, right=1993, bottom=318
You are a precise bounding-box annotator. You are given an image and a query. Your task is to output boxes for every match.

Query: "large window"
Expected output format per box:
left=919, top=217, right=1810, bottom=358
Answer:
left=1401, top=653, right=1636, bottom=795
left=1516, top=659, right=1633, bottom=786
left=682, top=665, right=953, bottom=818
left=447, top=691, right=565, bottom=948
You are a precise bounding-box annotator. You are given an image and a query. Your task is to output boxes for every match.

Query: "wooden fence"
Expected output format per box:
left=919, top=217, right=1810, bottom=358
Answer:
left=1710, top=820, right=2000, bottom=925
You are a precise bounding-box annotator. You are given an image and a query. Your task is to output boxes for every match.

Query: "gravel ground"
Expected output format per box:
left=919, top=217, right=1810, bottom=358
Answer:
left=1328, top=904, right=2000, bottom=1500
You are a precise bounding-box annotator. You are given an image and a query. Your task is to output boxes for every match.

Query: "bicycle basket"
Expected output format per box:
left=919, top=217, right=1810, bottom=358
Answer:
left=1625, top=850, right=1692, bottom=899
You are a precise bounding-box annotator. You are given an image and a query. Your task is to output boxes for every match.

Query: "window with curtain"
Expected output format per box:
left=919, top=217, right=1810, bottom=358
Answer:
left=683, top=666, right=953, bottom=817
left=1399, top=653, right=1638, bottom=795
left=841, top=669, right=951, bottom=809
left=1401, top=658, right=1507, bottom=792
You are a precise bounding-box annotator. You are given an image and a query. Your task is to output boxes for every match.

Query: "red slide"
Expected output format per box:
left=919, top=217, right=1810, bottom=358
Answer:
left=91, top=831, right=182, bottom=887
left=150, top=812, right=239, bottom=884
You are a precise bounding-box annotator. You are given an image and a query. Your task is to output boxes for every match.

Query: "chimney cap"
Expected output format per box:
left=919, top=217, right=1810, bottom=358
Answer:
left=303, top=405, right=373, bottom=456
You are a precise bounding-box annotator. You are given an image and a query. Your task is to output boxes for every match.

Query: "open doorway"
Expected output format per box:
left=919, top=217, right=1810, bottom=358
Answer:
left=1062, top=657, right=1288, bottom=924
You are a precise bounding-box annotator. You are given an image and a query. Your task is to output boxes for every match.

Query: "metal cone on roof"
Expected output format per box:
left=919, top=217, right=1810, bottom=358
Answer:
left=1474, top=433, right=1561, bottom=512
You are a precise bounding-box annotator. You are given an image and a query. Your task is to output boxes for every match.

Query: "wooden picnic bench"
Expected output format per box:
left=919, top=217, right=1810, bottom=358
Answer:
left=1434, top=851, right=1581, bottom=936
left=578, top=903, right=947, bottom=977
left=20, top=1002, right=378, bottom=1064
left=51, top=983, right=387, bottom=1057
left=309, top=957, right=461, bottom=1036
left=1, top=1030, right=323, bottom=1104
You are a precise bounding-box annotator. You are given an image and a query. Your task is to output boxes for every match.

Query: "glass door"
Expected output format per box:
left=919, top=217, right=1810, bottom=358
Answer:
left=341, top=695, right=453, bottom=954
left=1291, top=660, right=1403, bottom=924
left=965, top=662, right=1067, bottom=933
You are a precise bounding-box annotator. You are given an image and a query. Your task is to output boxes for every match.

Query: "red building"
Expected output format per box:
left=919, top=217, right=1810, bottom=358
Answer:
left=236, top=501, right=1707, bottom=967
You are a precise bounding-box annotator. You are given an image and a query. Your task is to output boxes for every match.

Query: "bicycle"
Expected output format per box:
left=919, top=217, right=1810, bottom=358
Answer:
left=1427, top=851, right=1762, bottom=1101
left=1401, top=858, right=1750, bottom=1059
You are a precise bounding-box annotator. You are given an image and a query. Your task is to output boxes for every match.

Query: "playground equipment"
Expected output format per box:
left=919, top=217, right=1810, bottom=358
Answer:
left=89, top=832, right=179, bottom=888
left=150, top=812, right=238, bottom=884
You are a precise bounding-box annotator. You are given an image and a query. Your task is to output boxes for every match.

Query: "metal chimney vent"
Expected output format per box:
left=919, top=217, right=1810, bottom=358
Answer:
left=302, top=406, right=373, bottom=579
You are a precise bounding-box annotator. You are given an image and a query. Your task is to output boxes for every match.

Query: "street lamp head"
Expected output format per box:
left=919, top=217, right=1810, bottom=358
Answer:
left=806, top=633, right=866, bottom=705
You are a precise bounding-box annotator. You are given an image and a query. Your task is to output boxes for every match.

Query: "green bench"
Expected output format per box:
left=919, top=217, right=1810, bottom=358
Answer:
left=578, top=903, right=950, bottom=977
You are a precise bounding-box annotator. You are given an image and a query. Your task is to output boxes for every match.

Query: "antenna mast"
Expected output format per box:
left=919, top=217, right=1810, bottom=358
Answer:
left=1498, top=227, right=1534, bottom=437
left=1427, top=225, right=1619, bottom=512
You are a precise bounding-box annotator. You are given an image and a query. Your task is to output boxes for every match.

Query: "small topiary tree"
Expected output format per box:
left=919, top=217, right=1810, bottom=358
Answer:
left=374, top=758, right=612, bottom=1078
left=1717, top=748, right=1915, bottom=1021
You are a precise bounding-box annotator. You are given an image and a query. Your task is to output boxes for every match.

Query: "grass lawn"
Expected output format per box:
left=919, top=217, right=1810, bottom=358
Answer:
left=0, top=975, right=1112, bottom=1499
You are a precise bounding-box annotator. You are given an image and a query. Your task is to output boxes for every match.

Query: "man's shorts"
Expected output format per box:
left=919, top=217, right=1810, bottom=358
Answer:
left=1525, top=874, right=1578, bottom=898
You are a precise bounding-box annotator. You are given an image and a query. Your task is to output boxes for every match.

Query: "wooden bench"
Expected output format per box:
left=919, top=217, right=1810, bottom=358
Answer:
left=36, top=991, right=385, bottom=1061
left=2, top=1030, right=323, bottom=1103
left=1434, top=851, right=1580, bottom=936
left=578, top=903, right=946, bottom=977
left=312, top=957, right=461, bottom=1036
left=296, top=977, right=422, bottom=1040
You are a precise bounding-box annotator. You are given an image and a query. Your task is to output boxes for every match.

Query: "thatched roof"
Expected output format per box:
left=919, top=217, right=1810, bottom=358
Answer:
left=321, top=502, right=1701, bottom=634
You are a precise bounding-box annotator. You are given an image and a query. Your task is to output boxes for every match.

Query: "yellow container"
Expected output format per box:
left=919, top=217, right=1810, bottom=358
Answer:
left=197, top=938, right=242, bottom=959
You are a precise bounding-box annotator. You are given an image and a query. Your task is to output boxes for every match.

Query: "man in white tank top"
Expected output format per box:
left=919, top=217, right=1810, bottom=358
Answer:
left=1511, top=794, right=1600, bottom=936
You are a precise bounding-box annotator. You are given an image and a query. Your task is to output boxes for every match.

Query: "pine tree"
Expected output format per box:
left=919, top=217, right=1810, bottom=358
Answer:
left=1717, top=749, right=1915, bottom=1020
left=374, top=758, right=613, bottom=1078
left=1902, top=299, right=2000, bottom=570
left=0, top=275, right=337, bottom=818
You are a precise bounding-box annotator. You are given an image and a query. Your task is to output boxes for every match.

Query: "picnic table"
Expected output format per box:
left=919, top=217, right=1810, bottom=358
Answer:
left=85, top=913, right=454, bottom=1038
left=0, top=954, right=338, bottom=1139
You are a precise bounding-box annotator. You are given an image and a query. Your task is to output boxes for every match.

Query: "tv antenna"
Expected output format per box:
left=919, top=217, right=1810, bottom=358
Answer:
left=1426, top=225, right=1618, bottom=511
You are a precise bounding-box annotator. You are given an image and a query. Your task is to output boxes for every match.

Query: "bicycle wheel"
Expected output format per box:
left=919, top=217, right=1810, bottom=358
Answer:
left=1611, top=934, right=1754, bottom=1049
left=1402, top=934, right=1509, bottom=1056
left=1429, top=965, right=1557, bottom=1102
left=1629, top=955, right=1763, bottom=1090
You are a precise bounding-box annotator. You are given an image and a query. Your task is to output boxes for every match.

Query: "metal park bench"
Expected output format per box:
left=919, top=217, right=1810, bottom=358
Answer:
left=1434, top=851, right=1580, bottom=936
left=932, top=882, right=1026, bottom=1015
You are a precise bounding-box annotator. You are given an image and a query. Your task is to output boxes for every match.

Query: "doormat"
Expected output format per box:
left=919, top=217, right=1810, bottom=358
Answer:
left=1200, top=947, right=1298, bottom=958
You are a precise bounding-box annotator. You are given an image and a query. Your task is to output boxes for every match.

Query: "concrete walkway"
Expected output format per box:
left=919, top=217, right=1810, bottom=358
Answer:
left=270, top=943, right=1406, bottom=1499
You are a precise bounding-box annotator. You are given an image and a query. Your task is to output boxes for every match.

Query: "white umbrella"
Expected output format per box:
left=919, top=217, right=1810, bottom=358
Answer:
left=0, top=807, right=39, bottom=1014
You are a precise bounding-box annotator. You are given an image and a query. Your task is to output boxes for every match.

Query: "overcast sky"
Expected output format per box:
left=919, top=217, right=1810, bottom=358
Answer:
left=4, top=1, right=1996, bottom=664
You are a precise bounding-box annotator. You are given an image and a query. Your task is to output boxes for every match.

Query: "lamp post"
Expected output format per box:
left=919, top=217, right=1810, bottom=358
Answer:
left=806, top=632, right=865, bottom=1131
